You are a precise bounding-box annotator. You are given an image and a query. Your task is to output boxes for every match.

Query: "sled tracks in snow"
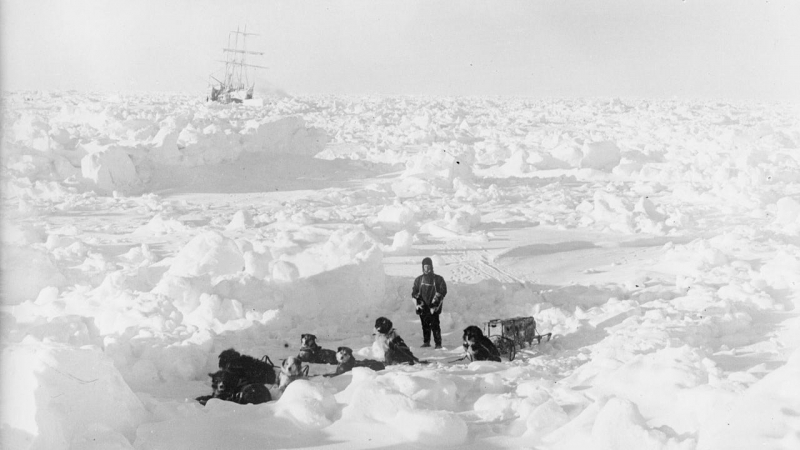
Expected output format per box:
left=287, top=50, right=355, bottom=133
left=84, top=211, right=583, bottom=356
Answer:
left=447, top=251, right=528, bottom=286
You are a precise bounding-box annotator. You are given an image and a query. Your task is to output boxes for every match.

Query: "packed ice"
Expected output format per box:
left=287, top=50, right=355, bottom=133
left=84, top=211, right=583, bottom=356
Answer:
left=1, top=91, right=799, bottom=449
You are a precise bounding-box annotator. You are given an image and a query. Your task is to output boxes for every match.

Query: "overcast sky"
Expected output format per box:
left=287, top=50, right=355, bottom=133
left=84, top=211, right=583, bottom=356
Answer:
left=2, top=0, right=798, bottom=101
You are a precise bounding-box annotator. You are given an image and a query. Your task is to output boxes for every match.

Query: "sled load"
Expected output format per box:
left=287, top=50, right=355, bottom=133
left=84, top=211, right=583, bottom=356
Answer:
left=483, top=316, right=551, bottom=361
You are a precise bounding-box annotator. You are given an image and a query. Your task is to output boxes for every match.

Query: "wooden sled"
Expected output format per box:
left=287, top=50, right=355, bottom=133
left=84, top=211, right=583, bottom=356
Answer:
left=483, top=316, right=551, bottom=362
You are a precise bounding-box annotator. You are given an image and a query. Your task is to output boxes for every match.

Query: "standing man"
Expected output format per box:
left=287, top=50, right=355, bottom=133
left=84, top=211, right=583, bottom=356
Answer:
left=412, top=257, right=447, bottom=349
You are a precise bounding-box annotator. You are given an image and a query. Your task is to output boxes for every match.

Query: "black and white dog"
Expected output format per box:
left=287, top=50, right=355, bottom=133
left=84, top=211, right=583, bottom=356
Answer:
left=374, top=317, right=419, bottom=365
left=325, top=346, right=386, bottom=377
left=196, top=368, right=272, bottom=405
left=297, top=334, right=339, bottom=365
left=462, top=325, right=502, bottom=362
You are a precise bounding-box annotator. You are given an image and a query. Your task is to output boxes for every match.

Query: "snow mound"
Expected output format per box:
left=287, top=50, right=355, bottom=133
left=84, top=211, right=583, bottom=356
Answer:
left=374, top=202, right=416, bottom=231
left=242, top=116, right=328, bottom=157
left=698, top=348, right=800, bottom=449
left=590, top=397, right=692, bottom=450
left=168, top=231, right=245, bottom=279
left=80, top=147, right=141, bottom=194
left=1, top=340, right=148, bottom=450
left=1, top=246, right=67, bottom=306
left=339, top=370, right=468, bottom=446
left=273, top=380, right=337, bottom=429
left=580, top=140, right=621, bottom=171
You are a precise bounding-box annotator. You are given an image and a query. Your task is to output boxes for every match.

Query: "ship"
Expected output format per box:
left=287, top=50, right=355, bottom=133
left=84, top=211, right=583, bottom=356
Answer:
left=208, top=26, right=267, bottom=104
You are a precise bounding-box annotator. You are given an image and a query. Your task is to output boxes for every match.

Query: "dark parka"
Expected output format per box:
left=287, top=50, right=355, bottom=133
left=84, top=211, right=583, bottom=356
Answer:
left=412, top=257, right=447, bottom=315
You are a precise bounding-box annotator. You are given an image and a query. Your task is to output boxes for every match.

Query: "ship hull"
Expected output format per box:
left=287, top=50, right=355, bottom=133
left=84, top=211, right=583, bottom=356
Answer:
left=209, top=85, right=254, bottom=104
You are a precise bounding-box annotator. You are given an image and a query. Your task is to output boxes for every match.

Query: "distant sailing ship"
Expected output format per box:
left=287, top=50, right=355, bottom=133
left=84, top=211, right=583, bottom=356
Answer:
left=208, top=26, right=266, bottom=103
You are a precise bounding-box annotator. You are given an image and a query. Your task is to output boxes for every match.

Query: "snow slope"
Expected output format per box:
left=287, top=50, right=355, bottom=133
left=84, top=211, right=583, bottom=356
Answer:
left=2, top=92, right=799, bottom=449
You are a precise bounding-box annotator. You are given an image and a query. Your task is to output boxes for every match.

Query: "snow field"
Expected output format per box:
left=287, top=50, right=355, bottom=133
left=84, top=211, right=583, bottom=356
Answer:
left=2, top=92, right=799, bottom=449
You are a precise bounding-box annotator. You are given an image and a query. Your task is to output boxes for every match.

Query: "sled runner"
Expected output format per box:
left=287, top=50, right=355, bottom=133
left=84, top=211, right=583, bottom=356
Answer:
left=483, top=316, right=551, bottom=361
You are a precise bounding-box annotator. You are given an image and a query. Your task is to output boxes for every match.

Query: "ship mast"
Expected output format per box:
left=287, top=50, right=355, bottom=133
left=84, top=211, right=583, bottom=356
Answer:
left=222, top=26, right=266, bottom=92
left=210, top=25, right=267, bottom=103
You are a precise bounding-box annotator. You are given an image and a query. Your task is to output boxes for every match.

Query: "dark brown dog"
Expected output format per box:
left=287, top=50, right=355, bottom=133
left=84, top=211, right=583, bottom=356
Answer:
left=462, top=325, right=502, bottom=362
left=196, top=369, right=272, bottom=405
left=297, top=334, right=339, bottom=365
left=217, top=348, right=277, bottom=385
left=196, top=370, right=228, bottom=405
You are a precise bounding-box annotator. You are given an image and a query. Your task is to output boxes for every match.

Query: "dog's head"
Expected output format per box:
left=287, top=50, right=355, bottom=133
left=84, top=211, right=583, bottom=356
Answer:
left=462, top=325, right=484, bottom=345
left=374, top=317, right=393, bottom=335
left=336, top=346, right=354, bottom=364
left=282, top=356, right=304, bottom=376
left=209, top=370, right=235, bottom=396
left=300, top=334, right=318, bottom=348
left=218, top=348, right=241, bottom=369
left=209, top=371, right=223, bottom=395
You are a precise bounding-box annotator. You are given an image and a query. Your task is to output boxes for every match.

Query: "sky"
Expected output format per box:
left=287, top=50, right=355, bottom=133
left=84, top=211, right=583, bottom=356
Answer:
left=2, top=0, right=799, bottom=101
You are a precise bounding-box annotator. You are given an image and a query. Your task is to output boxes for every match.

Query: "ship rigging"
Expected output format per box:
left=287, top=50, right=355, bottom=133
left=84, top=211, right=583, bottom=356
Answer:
left=208, top=26, right=267, bottom=103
